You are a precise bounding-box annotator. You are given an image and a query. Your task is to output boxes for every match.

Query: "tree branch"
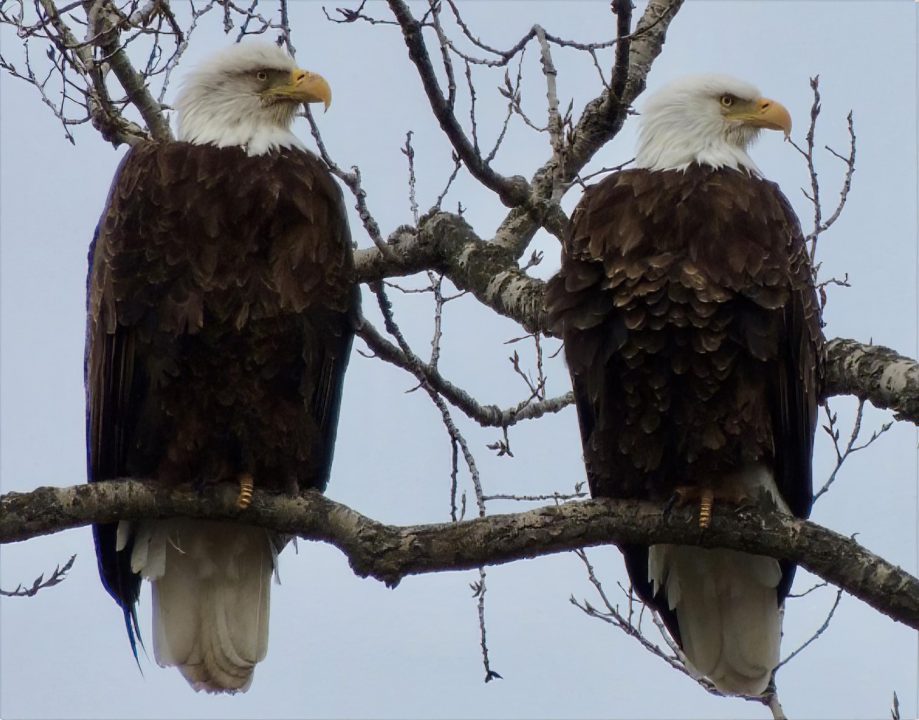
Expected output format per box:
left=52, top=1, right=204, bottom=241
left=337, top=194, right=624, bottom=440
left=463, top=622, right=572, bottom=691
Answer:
left=32, top=0, right=148, bottom=146
left=2, top=480, right=917, bottom=630
left=354, top=211, right=547, bottom=332
left=386, top=0, right=530, bottom=208
left=90, top=3, right=172, bottom=142
left=560, top=0, right=684, bottom=180
left=823, top=338, right=919, bottom=423
left=357, top=313, right=573, bottom=427
left=354, top=213, right=918, bottom=425
left=492, top=0, right=684, bottom=257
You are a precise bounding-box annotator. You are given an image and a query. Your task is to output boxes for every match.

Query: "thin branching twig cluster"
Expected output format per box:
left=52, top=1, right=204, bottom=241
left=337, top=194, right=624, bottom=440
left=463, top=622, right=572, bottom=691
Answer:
left=0, top=0, right=297, bottom=145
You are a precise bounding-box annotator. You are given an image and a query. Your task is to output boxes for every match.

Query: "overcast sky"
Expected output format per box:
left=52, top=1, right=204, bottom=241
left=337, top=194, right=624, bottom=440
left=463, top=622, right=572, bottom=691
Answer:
left=1, top=2, right=917, bottom=718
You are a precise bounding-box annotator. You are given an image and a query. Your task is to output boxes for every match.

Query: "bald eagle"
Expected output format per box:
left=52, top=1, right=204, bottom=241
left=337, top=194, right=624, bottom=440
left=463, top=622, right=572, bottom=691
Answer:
left=547, top=75, right=822, bottom=696
left=85, top=42, right=357, bottom=693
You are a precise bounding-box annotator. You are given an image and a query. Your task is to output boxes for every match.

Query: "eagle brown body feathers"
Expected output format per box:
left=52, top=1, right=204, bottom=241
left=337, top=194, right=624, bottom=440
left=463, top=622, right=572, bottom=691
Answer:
left=88, top=142, right=355, bottom=494
left=86, top=142, right=356, bottom=685
left=547, top=165, right=822, bottom=676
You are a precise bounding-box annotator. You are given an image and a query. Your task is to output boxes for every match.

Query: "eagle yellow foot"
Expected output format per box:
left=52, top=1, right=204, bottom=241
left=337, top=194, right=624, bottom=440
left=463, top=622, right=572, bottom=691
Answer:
left=236, top=473, right=254, bottom=509
left=671, top=485, right=754, bottom=529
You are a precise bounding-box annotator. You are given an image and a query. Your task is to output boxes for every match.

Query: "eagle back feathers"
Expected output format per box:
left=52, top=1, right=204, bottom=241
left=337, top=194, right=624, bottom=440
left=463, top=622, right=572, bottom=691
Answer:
left=548, top=165, right=821, bottom=514
left=86, top=142, right=357, bottom=658
left=546, top=166, right=823, bottom=656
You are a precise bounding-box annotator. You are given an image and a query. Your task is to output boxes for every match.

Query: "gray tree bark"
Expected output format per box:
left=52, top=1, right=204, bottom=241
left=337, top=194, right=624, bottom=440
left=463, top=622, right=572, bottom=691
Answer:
left=2, top=480, right=917, bottom=631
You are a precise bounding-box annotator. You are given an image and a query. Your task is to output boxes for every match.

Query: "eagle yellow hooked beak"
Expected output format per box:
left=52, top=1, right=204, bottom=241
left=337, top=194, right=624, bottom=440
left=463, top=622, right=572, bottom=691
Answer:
left=726, top=96, right=792, bottom=137
left=268, top=69, right=332, bottom=111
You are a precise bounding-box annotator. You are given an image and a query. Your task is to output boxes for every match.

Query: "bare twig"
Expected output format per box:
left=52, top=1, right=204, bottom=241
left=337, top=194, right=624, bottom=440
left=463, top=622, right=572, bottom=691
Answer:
left=487, top=50, right=527, bottom=162
left=775, top=586, right=844, bottom=670
left=402, top=130, right=420, bottom=224
left=570, top=549, right=691, bottom=676
left=433, top=153, right=462, bottom=210
left=815, top=399, right=894, bottom=502
left=357, top=315, right=573, bottom=428
left=471, top=568, right=502, bottom=682
left=817, top=111, right=856, bottom=239
left=0, top=554, right=76, bottom=597
left=387, top=0, right=530, bottom=208
left=534, top=24, right=564, bottom=190
left=787, top=77, right=856, bottom=267
left=427, top=0, right=456, bottom=108
left=302, top=105, right=396, bottom=260
left=482, top=486, right=587, bottom=504
left=787, top=580, right=829, bottom=599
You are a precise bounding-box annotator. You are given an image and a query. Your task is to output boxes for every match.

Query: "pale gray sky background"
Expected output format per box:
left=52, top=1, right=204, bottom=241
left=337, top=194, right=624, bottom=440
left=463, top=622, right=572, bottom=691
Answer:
left=1, top=2, right=917, bottom=718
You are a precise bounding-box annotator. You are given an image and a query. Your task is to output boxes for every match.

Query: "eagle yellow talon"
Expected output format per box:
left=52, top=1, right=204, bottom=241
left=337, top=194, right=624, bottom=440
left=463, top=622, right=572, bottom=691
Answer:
left=236, top=473, right=254, bottom=509
left=698, top=487, right=714, bottom=529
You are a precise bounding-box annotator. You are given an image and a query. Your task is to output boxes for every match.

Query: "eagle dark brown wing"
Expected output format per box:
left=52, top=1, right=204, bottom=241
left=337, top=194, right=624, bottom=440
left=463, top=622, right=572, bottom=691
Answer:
left=86, top=142, right=357, bottom=647
left=546, top=165, right=822, bottom=641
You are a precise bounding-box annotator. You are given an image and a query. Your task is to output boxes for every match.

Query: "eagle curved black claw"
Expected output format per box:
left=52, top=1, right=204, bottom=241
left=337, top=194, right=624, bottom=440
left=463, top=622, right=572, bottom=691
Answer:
left=662, top=490, right=681, bottom=517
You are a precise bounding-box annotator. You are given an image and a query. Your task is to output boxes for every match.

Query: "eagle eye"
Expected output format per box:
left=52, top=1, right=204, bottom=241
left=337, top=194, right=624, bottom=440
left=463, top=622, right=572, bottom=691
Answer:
left=720, top=94, right=735, bottom=108
left=256, top=70, right=268, bottom=82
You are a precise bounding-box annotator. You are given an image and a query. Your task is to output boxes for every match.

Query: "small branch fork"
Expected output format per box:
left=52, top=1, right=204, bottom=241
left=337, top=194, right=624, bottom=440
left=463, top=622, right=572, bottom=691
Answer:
left=330, top=0, right=683, bottom=260
left=570, top=549, right=689, bottom=677
left=775, top=586, right=844, bottom=672
left=814, top=399, right=893, bottom=502
left=572, top=547, right=846, bottom=715
left=357, top=317, right=573, bottom=429
left=787, top=76, right=857, bottom=277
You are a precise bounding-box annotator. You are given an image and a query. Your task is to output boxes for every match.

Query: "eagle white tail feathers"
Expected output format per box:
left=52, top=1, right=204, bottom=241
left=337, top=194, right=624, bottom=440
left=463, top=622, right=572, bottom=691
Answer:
left=648, top=465, right=789, bottom=696
left=649, top=545, right=782, bottom=695
left=119, top=518, right=277, bottom=693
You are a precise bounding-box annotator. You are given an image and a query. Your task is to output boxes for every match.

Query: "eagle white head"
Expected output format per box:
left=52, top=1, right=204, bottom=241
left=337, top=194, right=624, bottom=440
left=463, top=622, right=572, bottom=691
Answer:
left=635, top=74, right=792, bottom=173
left=175, top=41, right=332, bottom=156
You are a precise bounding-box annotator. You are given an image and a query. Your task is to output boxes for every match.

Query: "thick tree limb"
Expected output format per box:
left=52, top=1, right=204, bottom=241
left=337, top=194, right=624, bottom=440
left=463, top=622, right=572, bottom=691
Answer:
left=2, top=480, right=917, bottom=630
left=823, top=338, right=919, bottom=423
left=354, top=212, right=547, bottom=332
left=354, top=213, right=918, bottom=424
